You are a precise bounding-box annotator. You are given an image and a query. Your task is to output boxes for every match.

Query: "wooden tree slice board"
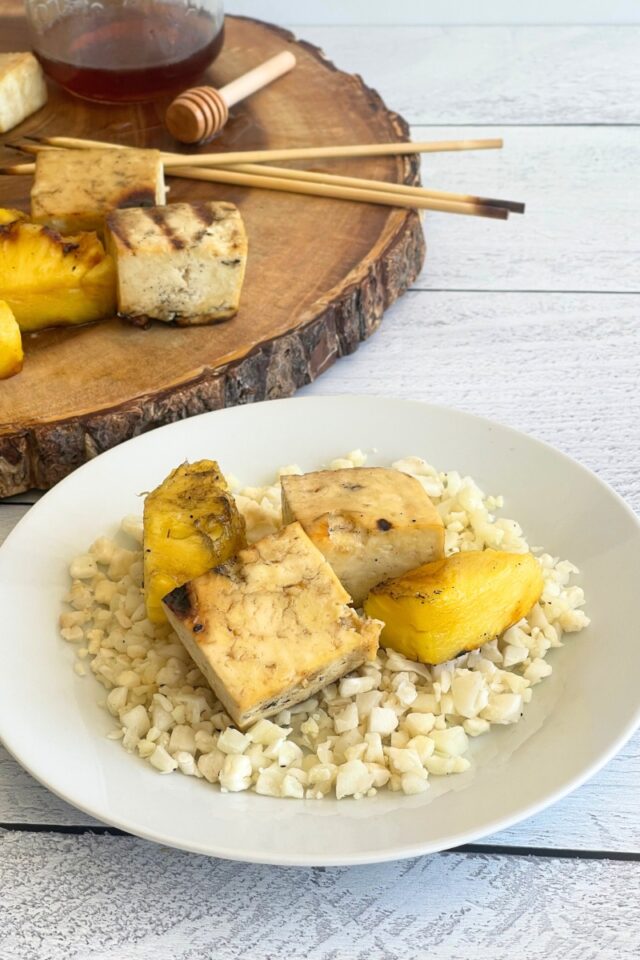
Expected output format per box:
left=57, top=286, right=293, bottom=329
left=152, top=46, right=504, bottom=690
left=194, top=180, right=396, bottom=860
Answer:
left=0, top=15, right=424, bottom=497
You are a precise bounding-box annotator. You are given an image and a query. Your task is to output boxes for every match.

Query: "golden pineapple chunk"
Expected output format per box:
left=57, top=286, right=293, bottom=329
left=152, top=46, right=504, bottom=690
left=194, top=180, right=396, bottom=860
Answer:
left=143, top=460, right=247, bottom=624
left=0, top=219, right=116, bottom=331
left=0, top=299, right=23, bottom=379
left=364, top=549, right=544, bottom=665
left=0, top=208, right=27, bottom=225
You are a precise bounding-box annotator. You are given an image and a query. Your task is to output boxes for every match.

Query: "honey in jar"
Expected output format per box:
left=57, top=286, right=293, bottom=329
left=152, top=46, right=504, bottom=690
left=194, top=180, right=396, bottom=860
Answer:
left=25, top=0, right=225, bottom=103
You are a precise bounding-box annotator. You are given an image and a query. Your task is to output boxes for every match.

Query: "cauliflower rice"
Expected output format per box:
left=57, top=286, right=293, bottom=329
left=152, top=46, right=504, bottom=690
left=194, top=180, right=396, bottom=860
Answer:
left=60, top=452, right=589, bottom=800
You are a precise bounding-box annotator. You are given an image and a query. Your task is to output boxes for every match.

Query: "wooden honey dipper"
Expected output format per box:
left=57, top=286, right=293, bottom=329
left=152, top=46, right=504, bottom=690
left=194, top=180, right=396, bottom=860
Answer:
left=165, top=50, right=297, bottom=144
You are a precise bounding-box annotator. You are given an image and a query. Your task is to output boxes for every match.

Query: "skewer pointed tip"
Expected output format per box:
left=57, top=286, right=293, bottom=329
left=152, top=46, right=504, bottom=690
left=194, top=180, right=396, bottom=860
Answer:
left=6, top=140, right=39, bottom=155
left=0, top=162, right=36, bottom=175
left=481, top=198, right=525, bottom=214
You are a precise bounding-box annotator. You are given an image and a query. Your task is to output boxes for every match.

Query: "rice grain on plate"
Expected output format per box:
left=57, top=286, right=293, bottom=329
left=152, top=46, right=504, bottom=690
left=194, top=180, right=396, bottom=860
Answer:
left=60, top=452, right=589, bottom=800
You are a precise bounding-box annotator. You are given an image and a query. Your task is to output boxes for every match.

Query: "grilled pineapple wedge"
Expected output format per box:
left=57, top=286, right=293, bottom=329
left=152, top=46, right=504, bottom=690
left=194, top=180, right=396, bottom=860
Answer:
left=364, top=549, right=544, bottom=665
left=143, top=460, right=247, bottom=624
left=0, top=207, right=27, bottom=225
left=0, top=218, right=116, bottom=331
left=0, top=299, right=23, bottom=379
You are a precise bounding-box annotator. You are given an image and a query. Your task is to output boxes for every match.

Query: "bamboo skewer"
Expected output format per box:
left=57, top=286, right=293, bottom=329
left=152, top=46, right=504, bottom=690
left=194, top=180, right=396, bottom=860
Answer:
left=166, top=166, right=510, bottom=218
left=1, top=134, right=522, bottom=219
left=0, top=161, right=33, bottom=175
left=0, top=158, right=508, bottom=219
left=5, top=142, right=525, bottom=214
left=35, top=134, right=504, bottom=166
left=221, top=163, right=524, bottom=214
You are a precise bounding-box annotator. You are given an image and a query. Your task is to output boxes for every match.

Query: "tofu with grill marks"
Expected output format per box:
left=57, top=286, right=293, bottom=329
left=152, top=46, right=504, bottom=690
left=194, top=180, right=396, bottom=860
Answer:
left=162, top=522, right=381, bottom=729
left=30, top=148, right=165, bottom=235
left=106, top=201, right=247, bottom=325
left=281, top=467, right=445, bottom=605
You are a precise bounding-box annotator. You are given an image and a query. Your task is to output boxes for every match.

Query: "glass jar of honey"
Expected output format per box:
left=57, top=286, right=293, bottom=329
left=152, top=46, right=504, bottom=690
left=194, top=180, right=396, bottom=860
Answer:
left=25, top=0, right=225, bottom=103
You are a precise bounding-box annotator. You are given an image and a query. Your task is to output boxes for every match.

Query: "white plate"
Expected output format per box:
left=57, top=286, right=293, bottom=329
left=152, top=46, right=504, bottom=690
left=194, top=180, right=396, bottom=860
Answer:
left=1, top=396, right=639, bottom=866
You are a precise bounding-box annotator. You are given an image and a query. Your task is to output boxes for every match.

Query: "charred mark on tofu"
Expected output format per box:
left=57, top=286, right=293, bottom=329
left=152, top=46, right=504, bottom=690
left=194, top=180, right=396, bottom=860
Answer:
left=377, top=518, right=392, bottom=531
left=192, top=201, right=220, bottom=227
left=147, top=208, right=187, bottom=249
left=119, top=187, right=157, bottom=209
left=162, top=583, right=193, bottom=619
left=106, top=214, right=135, bottom=250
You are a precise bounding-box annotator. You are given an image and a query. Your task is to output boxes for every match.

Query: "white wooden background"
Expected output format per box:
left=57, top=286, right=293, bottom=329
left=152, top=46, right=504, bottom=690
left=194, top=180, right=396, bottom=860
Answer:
left=229, top=1, right=640, bottom=25
left=2, top=18, right=640, bottom=960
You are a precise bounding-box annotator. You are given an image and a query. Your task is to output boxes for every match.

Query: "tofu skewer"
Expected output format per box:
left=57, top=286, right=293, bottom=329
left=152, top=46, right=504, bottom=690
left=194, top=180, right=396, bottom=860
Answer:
left=3, top=139, right=525, bottom=218
left=36, top=133, right=506, bottom=163
left=28, top=148, right=166, bottom=235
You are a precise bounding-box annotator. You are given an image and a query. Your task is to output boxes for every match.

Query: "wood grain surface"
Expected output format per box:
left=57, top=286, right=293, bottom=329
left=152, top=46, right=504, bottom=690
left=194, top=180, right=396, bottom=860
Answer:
left=300, top=25, right=640, bottom=124
left=302, top=290, right=640, bottom=512
left=0, top=15, right=423, bottom=496
left=1, top=832, right=638, bottom=960
left=0, top=20, right=639, bottom=960
left=409, top=126, right=640, bottom=292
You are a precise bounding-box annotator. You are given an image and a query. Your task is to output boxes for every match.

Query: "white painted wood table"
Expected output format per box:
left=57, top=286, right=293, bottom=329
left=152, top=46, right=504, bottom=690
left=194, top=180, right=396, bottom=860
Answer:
left=2, top=22, right=640, bottom=960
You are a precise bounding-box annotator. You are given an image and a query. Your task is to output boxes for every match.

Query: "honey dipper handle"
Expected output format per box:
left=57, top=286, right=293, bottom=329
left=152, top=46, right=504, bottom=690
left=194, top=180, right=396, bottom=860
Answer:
left=166, top=50, right=297, bottom=143
left=218, top=51, right=296, bottom=108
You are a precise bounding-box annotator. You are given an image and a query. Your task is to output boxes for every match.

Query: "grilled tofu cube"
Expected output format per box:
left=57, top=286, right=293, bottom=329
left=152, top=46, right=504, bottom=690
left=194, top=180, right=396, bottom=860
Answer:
left=281, top=468, right=445, bottom=605
left=105, top=201, right=247, bottom=325
left=0, top=53, right=47, bottom=133
left=163, top=522, right=381, bottom=728
left=31, top=148, right=165, bottom=235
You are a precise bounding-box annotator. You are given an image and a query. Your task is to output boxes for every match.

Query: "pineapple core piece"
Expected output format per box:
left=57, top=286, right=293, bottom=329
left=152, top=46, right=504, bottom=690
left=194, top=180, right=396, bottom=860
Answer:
left=0, top=300, right=23, bottom=379
left=143, top=460, right=247, bottom=624
left=364, top=549, right=544, bottom=665
left=0, top=219, right=116, bottom=331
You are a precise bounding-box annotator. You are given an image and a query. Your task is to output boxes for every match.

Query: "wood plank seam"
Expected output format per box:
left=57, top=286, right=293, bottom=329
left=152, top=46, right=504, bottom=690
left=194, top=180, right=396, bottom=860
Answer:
left=2, top=824, right=640, bottom=863
left=411, top=123, right=640, bottom=127
left=409, top=289, right=640, bottom=295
